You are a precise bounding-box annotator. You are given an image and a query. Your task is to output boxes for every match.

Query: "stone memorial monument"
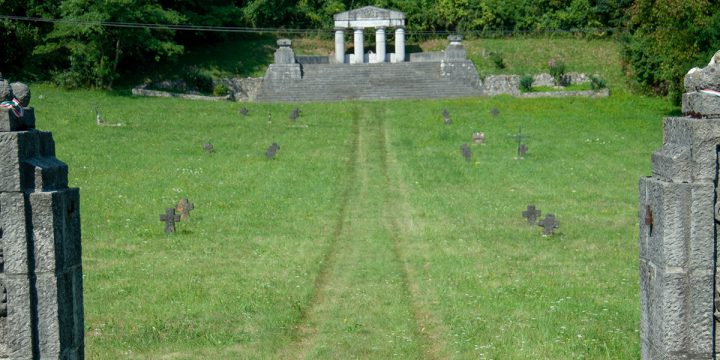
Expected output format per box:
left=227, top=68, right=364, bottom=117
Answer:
left=639, top=50, right=720, bottom=359
left=333, top=6, right=406, bottom=64
left=0, top=78, right=84, bottom=358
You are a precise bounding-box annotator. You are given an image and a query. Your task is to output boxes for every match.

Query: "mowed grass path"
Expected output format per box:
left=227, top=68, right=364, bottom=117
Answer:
left=30, top=83, right=671, bottom=358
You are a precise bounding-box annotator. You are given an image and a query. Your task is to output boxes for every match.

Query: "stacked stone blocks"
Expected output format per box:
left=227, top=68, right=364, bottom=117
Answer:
left=640, top=51, right=720, bottom=359
left=0, top=82, right=83, bottom=359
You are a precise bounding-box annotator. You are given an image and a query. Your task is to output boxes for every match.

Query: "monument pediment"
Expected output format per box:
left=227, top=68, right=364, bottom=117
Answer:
left=334, top=6, right=405, bottom=29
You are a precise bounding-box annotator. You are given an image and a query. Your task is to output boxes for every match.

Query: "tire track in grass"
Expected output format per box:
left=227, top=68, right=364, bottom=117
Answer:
left=280, top=106, right=425, bottom=359
left=289, top=109, right=361, bottom=344
left=375, top=106, right=450, bottom=359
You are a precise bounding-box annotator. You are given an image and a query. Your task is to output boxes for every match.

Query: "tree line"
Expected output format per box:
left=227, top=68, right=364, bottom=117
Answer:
left=1, top=0, right=718, bottom=102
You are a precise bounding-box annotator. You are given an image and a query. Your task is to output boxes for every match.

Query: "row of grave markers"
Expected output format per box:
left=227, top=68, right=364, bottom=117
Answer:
left=163, top=106, right=299, bottom=233
left=446, top=108, right=529, bottom=161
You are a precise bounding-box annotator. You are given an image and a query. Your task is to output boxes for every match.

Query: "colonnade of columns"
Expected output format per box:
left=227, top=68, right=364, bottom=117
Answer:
left=334, top=27, right=405, bottom=64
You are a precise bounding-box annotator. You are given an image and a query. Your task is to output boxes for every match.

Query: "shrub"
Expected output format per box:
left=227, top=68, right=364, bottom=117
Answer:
left=548, top=59, right=566, bottom=86
left=489, top=52, right=505, bottom=69
left=590, top=75, right=606, bottom=90
left=213, top=83, right=229, bottom=96
left=184, top=67, right=213, bottom=93
left=520, top=75, right=534, bottom=92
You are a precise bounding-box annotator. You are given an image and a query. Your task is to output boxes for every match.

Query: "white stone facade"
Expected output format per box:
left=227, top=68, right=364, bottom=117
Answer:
left=333, top=6, right=406, bottom=64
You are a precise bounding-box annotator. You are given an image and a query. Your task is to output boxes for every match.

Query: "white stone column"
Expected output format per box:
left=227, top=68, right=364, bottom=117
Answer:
left=353, top=28, right=364, bottom=64
left=334, top=29, right=345, bottom=64
left=375, top=27, right=386, bottom=63
left=394, top=27, right=405, bottom=63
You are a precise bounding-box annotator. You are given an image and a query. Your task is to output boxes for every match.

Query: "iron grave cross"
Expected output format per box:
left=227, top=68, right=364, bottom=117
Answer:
left=160, top=208, right=181, bottom=233
left=176, top=198, right=195, bottom=222
left=522, top=205, right=541, bottom=224
left=538, top=214, right=559, bottom=236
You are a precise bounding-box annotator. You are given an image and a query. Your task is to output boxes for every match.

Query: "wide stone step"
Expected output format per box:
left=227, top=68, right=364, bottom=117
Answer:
left=255, top=61, right=482, bottom=102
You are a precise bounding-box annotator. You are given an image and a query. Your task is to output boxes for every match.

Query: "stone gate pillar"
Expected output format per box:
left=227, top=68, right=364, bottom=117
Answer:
left=639, top=51, right=720, bottom=359
left=353, top=28, right=364, bottom=64
left=0, top=79, right=84, bottom=359
left=334, top=29, right=345, bottom=64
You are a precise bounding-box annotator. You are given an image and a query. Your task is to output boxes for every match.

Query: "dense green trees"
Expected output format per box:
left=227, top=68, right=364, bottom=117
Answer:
left=621, top=0, right=720, bottom=102
left=1, top=0, right=717, bottom=100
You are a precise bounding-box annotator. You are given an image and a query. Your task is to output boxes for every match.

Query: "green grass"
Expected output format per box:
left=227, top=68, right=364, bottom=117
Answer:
left=21, top=36, right=670, bottom=359
left=29, top=79, right=671, bottom=358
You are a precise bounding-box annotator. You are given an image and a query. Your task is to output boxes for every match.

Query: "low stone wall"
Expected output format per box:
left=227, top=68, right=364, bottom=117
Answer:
left=516, top=88, right=609, bottom=98
left=481, top=72, right=600, bottom=97
left=296, top=56, right=330, bottom=65
left=410, top=52, right=444, bottom=62
left=131, top=85, right=231, bottom=101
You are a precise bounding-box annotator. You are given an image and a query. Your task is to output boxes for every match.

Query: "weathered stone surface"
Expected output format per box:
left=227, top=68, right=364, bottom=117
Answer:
left=273, top=39, right=296, bottom=65
left=440, top=61, right=482, bottom=88
left=0, top=107, right=35, bottom=132
left=0, top=130, right=69, bottom=193
left=334, top=6, right=405, bottom=28
left=482, top=75, right=521, bottom=96
left=264, top=64, right=302, bottom=81
left=0, top=79, right=11, bottom=102
left=0, top=193, right=31, bottom=275
left=639, top=177, right=714, bottom=358
left=660, top=117, right=720, bottom=182
left=0, top=82, right=84, bottom=358
left=29, top=189, right=82, bottom=273
left=516, top=89, right=609, bottom=99
left=651, top=143, right=690, bottom=182
left=9, top=83, right=30, bottom=107
left=4, top=274, right=34, bottom=358
left=682, top=91, right=720, bottom=118
left=684, top=64, right=720, bottom=92
left=443, top=44, right=467, bottom=62
left=532, top=73, right=555, bottom=87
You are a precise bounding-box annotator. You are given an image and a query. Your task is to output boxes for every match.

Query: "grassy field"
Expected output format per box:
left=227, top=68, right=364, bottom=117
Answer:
left=26, top=36, right=674, bottom=359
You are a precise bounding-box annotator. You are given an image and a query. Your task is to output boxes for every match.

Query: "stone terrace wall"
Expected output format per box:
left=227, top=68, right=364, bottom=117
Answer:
left=0, top=80, right=84, bottom=359
left=639, top=51, right=720, bottom=359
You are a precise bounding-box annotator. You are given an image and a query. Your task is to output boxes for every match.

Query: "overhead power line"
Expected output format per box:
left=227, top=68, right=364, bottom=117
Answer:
left=0, top=14, right=627, bottom=36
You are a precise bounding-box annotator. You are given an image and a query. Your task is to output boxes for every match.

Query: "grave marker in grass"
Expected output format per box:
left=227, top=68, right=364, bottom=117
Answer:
left=289, top=108, right=300, bottom=122
left=160, top=208, right=181, bottom=233
left=176, top=198, right=195, bottom=221
left=522, top=205, right=541, bottom=224
left=518, top=143, right=528, bottom=158
left=472, top=132, right=485, bottom=145
left=203, top=141, right=214, bottom=153
left=266, top=142, right=280, bottom=159
left=511, top=127, right=529, bottom=158
left=442, top=108, right=452, bottom=125
left=538, top=214, right=559, bottom=236
left=460, top=143, right=472, bottom=162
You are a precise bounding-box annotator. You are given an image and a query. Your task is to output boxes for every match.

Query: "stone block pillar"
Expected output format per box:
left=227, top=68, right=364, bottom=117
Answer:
left=265, top=39, right=302, bottom=81
left=639, top=52, right=720, bottom=359
left=393, top=27, right=405, bottom=63
left=375, top=27, right=386, bottom=63
left=0, top=80, right=84, bottom=359
left=353, top=28, right=364, bottom=64
left=334, top=29, right=345, bottom=64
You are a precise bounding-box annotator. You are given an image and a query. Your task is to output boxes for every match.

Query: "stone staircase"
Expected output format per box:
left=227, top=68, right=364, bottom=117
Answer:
left=255, top=61, right=483, bottom=102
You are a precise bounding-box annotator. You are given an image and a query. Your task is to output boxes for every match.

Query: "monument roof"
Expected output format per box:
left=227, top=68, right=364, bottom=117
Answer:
left=334, top=6, right=405, bottom=29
